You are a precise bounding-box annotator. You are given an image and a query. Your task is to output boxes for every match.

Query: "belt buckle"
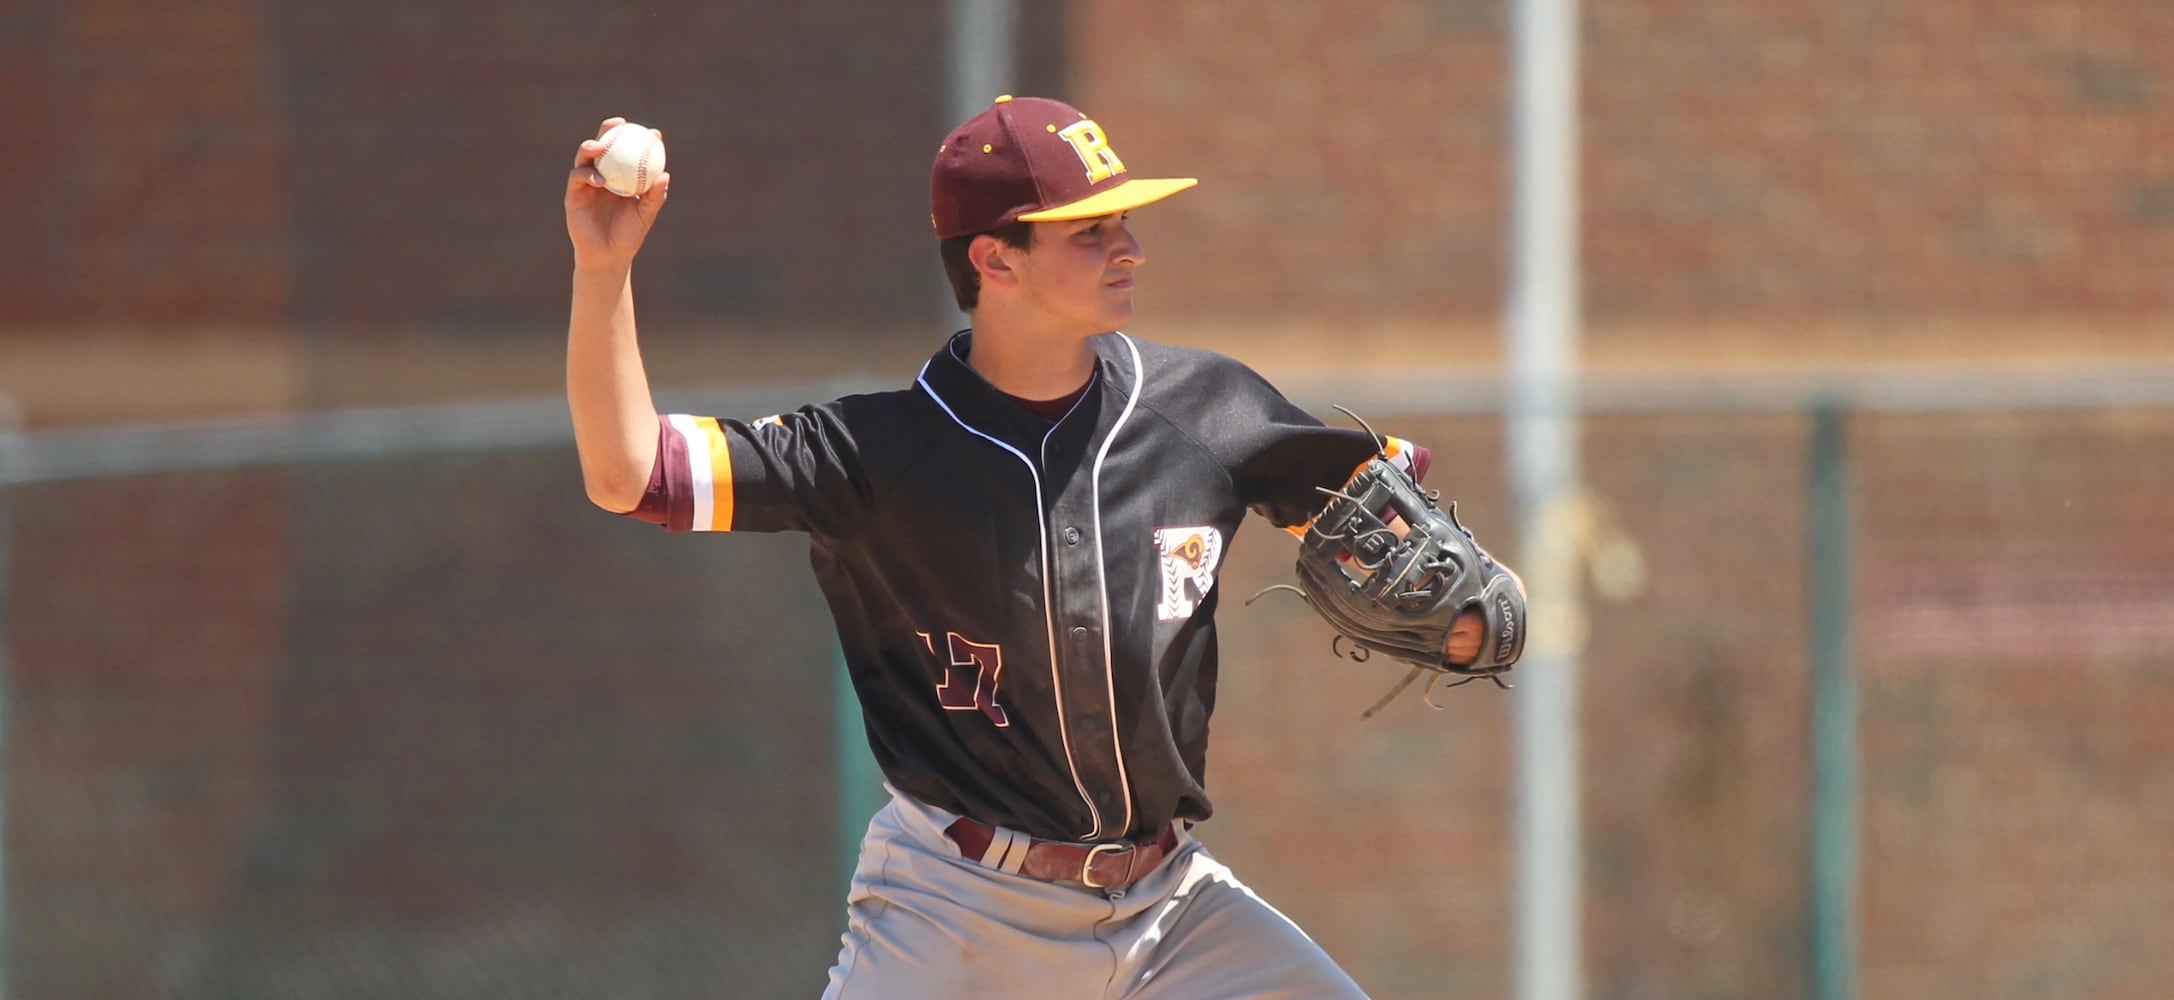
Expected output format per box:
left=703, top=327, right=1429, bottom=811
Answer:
left=1080, top=842, right=1132, bottom=889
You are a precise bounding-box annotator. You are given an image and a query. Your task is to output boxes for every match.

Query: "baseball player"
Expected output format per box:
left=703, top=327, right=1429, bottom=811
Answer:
left=564, top=97, right=1495, bottom=998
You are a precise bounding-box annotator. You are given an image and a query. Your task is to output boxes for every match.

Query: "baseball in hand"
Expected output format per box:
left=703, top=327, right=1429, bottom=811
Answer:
left=595, top=122, right=666, bottom=197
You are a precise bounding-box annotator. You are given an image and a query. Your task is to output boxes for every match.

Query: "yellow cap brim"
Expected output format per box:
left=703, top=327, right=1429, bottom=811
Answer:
left=1017, top=177, right=1199, bottom=222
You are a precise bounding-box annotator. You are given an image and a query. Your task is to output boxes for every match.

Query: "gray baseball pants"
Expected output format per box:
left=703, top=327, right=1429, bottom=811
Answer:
left=822, top=786, right=1368, bottom=999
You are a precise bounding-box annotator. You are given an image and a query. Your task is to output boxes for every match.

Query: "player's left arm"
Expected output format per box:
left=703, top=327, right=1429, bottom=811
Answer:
left=1238, top=425, right=1494, bottom=666
left=1175, top=351, right=1508, bottom=666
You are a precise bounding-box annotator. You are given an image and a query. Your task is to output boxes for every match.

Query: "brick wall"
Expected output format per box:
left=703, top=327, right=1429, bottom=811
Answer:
left=5, top=0, right=1087, bottom=338
left=17, top=1, right=2166, bottom=341
left=1071, top=1, right=1511, bottom=330
left=8, top=456, right=847, bottom=999
left=1851, top=412, right=2174, bottom=1000
left=9, top=471, right=292, bottom=998
left=15, top=0, right=292, bottom=327
left=1075, top=0, right=2174, bottom=335
left=14, top=409, right=2168, bottom=999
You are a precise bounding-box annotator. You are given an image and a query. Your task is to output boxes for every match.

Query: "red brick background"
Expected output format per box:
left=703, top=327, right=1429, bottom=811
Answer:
left=4, top=2, right=2171, bottom=998
left=1078, top=0, right=2174, bottom=334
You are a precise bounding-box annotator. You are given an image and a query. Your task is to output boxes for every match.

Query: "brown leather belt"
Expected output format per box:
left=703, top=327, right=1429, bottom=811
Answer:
left=947, top=817, right=1181, bottom=890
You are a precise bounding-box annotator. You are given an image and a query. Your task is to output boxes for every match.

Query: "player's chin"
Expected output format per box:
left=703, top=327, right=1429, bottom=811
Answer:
left=1099, top=289, right=1137, bottom=326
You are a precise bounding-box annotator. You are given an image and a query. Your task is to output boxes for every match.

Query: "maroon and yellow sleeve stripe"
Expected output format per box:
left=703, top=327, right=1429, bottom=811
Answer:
left=665, top=414, right=735, bottom=532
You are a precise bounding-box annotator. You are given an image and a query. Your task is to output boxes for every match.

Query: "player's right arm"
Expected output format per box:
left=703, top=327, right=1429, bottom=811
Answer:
left=565, top=117, right=673, bottom=512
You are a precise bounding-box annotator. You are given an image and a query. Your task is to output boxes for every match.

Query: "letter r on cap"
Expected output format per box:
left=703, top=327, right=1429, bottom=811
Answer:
left=1057, top=120, right=1126, bottom=183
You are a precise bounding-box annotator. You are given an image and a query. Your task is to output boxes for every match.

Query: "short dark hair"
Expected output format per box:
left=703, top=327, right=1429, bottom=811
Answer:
left=939, top=220, right=1035, bottom=312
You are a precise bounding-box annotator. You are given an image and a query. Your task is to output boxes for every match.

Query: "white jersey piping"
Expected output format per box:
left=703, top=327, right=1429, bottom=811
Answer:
left=915, top=358, right=1106, bottom=840
left=1087, top=332, right=1147, bottom=839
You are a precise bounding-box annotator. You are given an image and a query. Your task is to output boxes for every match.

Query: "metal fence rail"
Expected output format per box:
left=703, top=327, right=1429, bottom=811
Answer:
left=5, top=359, right=2170, bottom=486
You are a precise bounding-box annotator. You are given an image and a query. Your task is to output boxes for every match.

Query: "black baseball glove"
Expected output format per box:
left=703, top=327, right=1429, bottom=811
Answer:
left=1291, top=455, right=1528, bottom=715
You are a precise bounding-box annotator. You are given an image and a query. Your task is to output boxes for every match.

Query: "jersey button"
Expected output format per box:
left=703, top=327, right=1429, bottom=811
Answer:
left=1063, top=526, right=1081, bottom=545
left=1070, top=626, right=1090, bottom=640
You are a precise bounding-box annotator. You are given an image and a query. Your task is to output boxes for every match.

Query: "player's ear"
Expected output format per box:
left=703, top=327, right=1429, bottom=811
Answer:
left=969, top=233, right=1021, bottom=289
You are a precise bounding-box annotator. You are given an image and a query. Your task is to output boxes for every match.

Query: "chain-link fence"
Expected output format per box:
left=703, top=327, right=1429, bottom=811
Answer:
left=6, top=369, right=2169, bottom=1000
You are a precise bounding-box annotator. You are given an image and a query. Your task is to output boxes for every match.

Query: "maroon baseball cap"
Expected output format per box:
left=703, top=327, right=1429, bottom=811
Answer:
left=931, top=95, right=1198, bottom=239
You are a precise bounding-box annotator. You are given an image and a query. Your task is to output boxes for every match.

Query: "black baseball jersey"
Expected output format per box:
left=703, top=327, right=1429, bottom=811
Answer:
left=629, top=331, right=1425, bottom=842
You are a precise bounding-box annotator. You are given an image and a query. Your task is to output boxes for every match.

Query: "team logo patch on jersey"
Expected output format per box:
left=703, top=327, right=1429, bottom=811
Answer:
left=1153, top=526, right=1224, bottom=622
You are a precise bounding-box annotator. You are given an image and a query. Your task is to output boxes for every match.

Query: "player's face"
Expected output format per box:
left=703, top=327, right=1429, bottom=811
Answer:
left=1014, top=213, right=1145, bottom=335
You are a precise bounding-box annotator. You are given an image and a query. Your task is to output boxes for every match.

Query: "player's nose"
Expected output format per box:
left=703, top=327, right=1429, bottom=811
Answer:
left=1111, top=223, right=1145, bottom=267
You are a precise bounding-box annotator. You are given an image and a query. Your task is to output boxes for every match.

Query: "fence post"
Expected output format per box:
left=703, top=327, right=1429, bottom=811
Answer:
left=1808, top=401, right=1858, bottom=1000
left=0, top=402, right=16, bottom=1000
left=835, top=652, right=882, bottom=899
